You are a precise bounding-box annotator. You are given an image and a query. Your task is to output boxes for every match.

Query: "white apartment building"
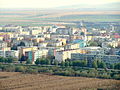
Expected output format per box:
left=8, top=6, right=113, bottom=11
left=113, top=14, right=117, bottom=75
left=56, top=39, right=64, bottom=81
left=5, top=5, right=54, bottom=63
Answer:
left=55, top=49, right=87, bottom=62
left=0, top=50, right=19, bottom=58
left=28, top=49, right=48, bottom=63
left=0, top=41, right=7, bottom=49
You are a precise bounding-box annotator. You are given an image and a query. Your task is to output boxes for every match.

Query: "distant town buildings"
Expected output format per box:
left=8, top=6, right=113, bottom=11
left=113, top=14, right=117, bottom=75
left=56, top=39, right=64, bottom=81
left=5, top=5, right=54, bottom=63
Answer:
left=0, top=22, right=120, bottom=65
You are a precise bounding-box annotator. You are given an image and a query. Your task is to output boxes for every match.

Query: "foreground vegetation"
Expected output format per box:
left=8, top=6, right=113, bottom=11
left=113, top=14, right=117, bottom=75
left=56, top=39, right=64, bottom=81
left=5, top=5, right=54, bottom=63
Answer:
left=0, top=56, right=120, bottom=80
left=0, top=63, right=120, bottom=80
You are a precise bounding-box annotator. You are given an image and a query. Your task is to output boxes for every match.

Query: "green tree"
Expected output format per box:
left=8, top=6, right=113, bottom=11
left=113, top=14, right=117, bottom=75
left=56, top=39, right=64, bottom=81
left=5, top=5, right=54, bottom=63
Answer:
left=46, top=59, right=51, bottom=65
left=97, top=60, right=106, bottom=69
left=19, top=41, right=25, bottom=46
left=72, top=60, right=81, bottom=66
left=35, top=59, right=40, bottom=65
left=2, top=65, right=15, bottom=72
left=53, top=60, right=58, bottom=66
left=88, top=41, right=98, bottom=46
left=82, top=60, right=88, bottom=67
left=11, top=45, right=17, bottom=50
left=7, top=57, right=13, bottom=63
left=69, top=61, right=73, bottom=66
left=0, top=57, right=6, bottom=63
left=40, top=59, right=47, bottom=65
left=26, top=59, right=32, bottom=64
left=25, top=68, right=38, bottom=74
left=65, top=61, right=70, bottom=67
left=61, top=61, right=65, bottom=67
left=92, top=60, right=98, bottom=69
left=110, top=64, right=114, bottom=69
left=15, top=66, right=25, bottom=72
left=113, top=74, right=120, bottom=80
left=114, top=63, right=120, bottom=70
left=35, top=58, right=51, bottom=65
left=19, top=55, right=27, bottom=61
left=100, top=61, right=106, bottom=69
left=72, top=60, right=87, bottom=67
left=4, top=57, right=18, bottom=63
left=97, top=60, right=101, bottom=68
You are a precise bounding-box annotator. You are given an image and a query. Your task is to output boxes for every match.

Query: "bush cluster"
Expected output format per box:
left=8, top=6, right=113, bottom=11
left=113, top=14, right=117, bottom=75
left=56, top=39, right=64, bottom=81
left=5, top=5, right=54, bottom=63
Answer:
left=0, top=64, right=120, bottom=80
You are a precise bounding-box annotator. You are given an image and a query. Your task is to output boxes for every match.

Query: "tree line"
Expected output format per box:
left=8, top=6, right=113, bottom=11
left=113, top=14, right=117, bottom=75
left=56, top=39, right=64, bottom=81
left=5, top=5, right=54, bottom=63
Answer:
left=0, top=64, right=120, bottom=80
left=0, top=56, right=120, bottom=70
left=34, top=57, right=120, bottom=70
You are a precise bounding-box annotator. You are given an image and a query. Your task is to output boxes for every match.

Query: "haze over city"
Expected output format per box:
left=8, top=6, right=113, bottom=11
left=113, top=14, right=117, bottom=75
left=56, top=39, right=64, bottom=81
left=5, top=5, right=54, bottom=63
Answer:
left=0, top=0, right=120, bottom=9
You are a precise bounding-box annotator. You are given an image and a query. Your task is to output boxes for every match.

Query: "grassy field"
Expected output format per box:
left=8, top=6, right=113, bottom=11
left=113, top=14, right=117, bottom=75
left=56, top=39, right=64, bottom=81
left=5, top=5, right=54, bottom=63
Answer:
left=0, top=10, right=120, bottom=26
left=0, top=72, right=120, bottom=90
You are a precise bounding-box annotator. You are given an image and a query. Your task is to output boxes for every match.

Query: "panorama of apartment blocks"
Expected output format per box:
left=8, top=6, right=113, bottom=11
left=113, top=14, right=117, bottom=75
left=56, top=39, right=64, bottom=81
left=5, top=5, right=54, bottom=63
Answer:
left=0, top=22, right=120, bottom=65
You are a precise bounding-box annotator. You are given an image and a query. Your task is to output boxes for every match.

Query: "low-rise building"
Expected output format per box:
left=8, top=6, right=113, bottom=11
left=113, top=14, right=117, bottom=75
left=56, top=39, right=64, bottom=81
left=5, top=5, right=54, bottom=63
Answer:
left=72, top=39, right=86, bottom=48
left=56, top=28, right=72, bottom=35
left=64, top=43, right=79, bottom=50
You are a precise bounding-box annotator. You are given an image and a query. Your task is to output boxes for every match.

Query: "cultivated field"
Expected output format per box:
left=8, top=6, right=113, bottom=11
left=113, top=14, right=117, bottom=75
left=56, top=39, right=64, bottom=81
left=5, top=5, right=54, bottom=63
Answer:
left=0, top=9, right=120, bottom=26
left=0, top=72, right=120, bottom=90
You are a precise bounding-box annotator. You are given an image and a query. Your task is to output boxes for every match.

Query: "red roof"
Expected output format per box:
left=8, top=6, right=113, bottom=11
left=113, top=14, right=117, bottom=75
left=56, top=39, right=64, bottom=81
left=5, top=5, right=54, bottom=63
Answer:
left=114, top=35, right=120, bottom=38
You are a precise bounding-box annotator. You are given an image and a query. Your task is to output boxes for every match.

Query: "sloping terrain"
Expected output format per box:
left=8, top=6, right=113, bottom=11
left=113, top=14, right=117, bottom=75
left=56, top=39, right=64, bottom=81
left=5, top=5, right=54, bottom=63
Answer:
left=0, top=9, right=120, bottom=26
left=0, top=72, right=120, bottom=90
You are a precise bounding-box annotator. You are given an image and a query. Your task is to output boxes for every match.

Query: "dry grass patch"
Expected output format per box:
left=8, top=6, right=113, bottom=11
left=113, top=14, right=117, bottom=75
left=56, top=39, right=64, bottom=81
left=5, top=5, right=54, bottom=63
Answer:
left=0, top=72, right=119, bottom=90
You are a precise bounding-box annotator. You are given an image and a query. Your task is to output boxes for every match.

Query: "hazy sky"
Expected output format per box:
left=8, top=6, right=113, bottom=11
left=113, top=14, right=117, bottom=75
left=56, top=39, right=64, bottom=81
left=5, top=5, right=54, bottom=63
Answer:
left=0, top=0, right=120, bottom=8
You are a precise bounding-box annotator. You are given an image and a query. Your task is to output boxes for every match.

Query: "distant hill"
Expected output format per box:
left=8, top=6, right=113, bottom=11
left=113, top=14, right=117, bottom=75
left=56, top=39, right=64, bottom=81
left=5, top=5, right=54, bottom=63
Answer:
left=55, top=2, right=120, bottom=11
left=0, top=2, right=120, bottom=25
